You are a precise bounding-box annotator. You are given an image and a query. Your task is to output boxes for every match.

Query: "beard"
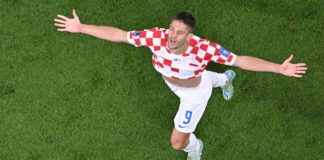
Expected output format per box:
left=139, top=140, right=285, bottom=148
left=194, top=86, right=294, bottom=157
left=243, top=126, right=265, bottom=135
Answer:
left=168, top=39, right=187, bottom=50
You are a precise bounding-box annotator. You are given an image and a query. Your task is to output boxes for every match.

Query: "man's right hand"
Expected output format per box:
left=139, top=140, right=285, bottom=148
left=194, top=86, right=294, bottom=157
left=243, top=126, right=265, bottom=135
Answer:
left=54, top=9, right=128, bottom=42
left=54, top=9, right=81, bottom=33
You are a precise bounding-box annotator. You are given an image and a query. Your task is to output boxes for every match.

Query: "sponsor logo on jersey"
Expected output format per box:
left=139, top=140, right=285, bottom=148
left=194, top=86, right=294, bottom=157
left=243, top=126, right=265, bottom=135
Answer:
left=132, top=31, right=142, bottom=37
left=219, top=47, right=230, bottom=58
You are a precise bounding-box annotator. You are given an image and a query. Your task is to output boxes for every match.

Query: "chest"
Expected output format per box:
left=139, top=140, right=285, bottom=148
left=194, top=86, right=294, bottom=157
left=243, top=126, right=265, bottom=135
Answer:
left=150, top=46, right=205, bottom=70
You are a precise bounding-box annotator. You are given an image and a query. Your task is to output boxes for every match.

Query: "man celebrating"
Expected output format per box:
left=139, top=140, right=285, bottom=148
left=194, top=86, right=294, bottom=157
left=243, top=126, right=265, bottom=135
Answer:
left=54, top=10, right=307, bottom=160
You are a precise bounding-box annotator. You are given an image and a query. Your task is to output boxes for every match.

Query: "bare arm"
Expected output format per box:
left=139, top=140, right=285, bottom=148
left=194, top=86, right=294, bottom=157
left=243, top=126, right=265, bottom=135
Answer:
left=54, top=9, right=128, bottom=43
left=233, top=55, right=307, bottom=77
left=79, top=25, right=128, bottom=42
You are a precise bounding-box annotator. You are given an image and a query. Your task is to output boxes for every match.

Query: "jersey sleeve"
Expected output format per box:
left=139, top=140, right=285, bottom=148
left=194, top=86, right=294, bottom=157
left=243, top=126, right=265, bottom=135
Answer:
left=209, top=42, right=237, bottom=66
left=127, top=28, right=161, bottom=47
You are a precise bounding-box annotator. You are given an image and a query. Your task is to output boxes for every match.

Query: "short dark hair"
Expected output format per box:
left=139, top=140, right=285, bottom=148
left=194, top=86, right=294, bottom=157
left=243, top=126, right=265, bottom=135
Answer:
left=172, top=12, right=195, bottom=32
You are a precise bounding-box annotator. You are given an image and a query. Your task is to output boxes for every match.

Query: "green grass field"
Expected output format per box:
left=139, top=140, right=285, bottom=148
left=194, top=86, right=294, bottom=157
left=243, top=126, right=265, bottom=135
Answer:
left=1, top=0, right=323, bottom=159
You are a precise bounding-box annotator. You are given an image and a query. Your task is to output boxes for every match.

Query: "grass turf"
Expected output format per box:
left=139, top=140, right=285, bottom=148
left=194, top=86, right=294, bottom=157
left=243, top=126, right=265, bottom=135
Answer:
left=0, top=0, right=323, bottom=159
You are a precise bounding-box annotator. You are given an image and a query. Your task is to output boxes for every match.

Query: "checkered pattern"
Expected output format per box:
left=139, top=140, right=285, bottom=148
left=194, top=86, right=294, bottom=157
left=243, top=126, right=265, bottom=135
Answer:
left=127, top=28, right=237, bottom=79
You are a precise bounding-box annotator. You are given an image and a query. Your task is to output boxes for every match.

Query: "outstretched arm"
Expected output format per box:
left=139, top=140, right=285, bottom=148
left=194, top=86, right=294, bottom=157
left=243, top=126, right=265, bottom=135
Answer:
left=233, top=54, right=307, bottom=78
left=54, top=9, right=128, bottom=43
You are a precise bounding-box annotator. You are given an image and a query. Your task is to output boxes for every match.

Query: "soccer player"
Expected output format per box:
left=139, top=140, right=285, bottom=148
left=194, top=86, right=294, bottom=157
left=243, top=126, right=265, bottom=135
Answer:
left=54, top=10, right=307, bottom=160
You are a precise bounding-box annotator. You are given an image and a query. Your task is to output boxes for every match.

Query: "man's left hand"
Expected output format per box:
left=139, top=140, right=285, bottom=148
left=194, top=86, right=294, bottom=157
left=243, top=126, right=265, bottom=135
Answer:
left=280, top=54, right=307, bottom=78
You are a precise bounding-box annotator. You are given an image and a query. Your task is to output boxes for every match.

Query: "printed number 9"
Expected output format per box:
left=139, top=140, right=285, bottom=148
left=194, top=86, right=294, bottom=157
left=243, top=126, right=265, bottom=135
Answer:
left=183, top=111, right=193, bottom=124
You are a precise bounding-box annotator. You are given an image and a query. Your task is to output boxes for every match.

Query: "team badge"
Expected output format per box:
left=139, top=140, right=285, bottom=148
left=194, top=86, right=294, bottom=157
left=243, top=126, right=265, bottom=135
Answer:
left=219, top=47, right=230, bottom=58
left=132, top=31, right=142, bottom=37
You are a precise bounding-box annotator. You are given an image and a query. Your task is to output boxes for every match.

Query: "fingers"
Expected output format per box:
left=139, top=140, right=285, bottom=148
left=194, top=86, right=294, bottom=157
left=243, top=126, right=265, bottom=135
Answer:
left=54, top=18, right=66, bottom=29
left=295, top=63, right=307, bottom=71
left=286, top=54, right=294, bottom=63
left=54, top=14, right=68, bottom=31
left=54, top=18, right=65, bottom=24
left=296, top=70, right=306, bottom=74
left=294, top=74, right=303, bottom=78
left=294, top=64, right=307, bottom=77
left=54, top=23, right=65, bottom=27
left=57, top=15, right=68, bottom=20
left=57, top=28, right=67, bottom=32
left=72, top=9, right=78, bottom=18
left=296, top=67, right=307, bottom=71
left=296, top=63, right=307, bottom=67
left=54, top=17, right=66, bottom=31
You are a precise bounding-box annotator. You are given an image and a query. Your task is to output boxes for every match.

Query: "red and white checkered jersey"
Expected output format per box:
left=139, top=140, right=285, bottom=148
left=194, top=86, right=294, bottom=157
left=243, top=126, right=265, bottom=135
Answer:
left=127, top=27, right=237, bottom=79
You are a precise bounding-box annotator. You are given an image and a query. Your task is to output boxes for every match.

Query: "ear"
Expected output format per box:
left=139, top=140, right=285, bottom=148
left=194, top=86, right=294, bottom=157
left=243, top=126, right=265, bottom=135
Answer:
left=186, top=33, right=193, bottom=41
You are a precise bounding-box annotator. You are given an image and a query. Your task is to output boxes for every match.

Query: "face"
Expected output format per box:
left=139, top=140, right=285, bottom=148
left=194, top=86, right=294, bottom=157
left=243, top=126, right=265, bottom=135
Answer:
left=168, top=20, right=192, bottom=50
